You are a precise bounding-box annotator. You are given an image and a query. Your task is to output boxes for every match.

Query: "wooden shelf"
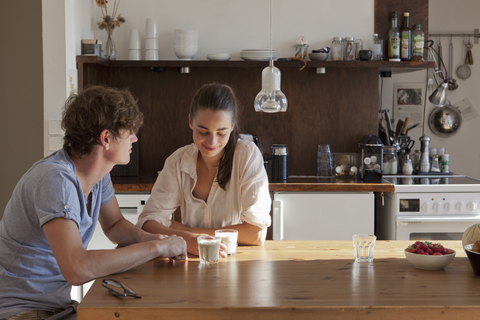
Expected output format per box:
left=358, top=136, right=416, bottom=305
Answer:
left=76, top=56, right=434, bottom=74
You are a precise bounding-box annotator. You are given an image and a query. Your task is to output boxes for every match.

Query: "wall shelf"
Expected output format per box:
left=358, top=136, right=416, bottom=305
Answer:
left=77, top=56, right=434, bottom=74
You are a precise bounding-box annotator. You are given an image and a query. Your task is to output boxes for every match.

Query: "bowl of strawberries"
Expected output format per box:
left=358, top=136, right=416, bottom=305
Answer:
left=404, top=241, right=456, bottom=270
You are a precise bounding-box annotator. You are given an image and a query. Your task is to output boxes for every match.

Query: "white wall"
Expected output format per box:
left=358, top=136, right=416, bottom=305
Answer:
left=54, top=0, right=480, bottom=178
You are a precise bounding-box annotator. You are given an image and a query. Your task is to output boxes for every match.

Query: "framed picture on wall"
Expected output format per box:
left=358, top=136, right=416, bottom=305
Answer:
left=393, top=82, right=425, bottom=126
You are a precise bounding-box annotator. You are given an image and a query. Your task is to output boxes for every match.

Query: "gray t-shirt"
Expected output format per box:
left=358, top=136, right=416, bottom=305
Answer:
left=0, top=149, right=115, bottom=318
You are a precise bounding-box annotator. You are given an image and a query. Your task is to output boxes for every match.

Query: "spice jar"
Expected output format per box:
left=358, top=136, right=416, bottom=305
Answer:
left=382, top=146, right=398, bottom=174
left=331, top=37, right=344, bottom=61
left=344, top=37, right=356, bottom=61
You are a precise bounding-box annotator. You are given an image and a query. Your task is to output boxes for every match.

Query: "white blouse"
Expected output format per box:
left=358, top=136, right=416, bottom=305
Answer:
left=137, top=140, right=272, bottom=230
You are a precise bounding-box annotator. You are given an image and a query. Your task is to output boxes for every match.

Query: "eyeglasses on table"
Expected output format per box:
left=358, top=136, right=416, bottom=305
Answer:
left=102, top=278, right=142, bottom=299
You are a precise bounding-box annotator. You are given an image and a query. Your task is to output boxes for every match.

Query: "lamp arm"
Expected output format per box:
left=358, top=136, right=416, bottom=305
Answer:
left=428, top=48, right=446, bottom=86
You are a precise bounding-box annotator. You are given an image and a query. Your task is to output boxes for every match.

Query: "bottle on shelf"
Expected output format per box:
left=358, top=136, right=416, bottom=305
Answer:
left=388, top=11, right=400, bottom=61
left=412, top=24, right=425, bottom=61
left=400, top=12, right=412, bottom=61
left=371, top=33, right=383, bottom=61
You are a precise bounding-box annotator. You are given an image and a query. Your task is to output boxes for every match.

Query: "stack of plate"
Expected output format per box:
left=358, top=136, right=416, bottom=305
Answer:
left=240, top=49, right=275, bottom=61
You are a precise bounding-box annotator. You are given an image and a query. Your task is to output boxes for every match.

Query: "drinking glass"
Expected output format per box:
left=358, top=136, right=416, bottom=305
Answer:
left=215, top=229, right=238, bottom=256
left=317, top=144, right=334, bottom=176
left=197, top=236, right=221, bottom=264
left=353, top=234, right=376, bottom=262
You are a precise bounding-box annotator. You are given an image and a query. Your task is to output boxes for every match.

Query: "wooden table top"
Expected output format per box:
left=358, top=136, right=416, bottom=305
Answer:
left=77, top=240, right=480, bottom=320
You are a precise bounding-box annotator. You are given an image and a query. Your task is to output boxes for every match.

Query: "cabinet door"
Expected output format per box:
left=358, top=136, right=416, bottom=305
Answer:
left=273, top=192, right=374, bottom=240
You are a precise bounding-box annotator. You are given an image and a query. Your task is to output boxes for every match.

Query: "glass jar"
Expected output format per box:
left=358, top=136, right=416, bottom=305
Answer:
left=382, top=146, right=398, bottom=174
left=293, top=44, right=308, bottom=60
left=371, top=33, right=384, bottom=61
left=331, top=37, right=344, bottom=61
left=344, top=37, right=355, bottom=61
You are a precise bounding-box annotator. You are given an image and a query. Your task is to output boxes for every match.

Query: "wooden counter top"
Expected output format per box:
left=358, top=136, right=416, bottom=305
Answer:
left=78, top=240, right=478, bottom=320
left=112, top=176, right=394, bottom=193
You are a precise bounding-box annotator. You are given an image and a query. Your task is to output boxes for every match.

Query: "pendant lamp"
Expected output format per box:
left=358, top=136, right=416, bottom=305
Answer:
left=254, top=0, right=287, bottom=113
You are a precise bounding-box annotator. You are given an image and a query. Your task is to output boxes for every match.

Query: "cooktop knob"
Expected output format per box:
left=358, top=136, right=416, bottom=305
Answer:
left=444, top=202, right=454, bottom=212
left=467, top=202, right=477, bottom=212
left=455, top=202, right=464, bottom=212
left=432, top=203, right=442, bottom=212
left=421, top=202, right=430, bottom=212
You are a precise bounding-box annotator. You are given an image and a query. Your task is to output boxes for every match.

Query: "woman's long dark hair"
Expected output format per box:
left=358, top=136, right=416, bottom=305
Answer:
left=190, top=83, right=240, bottom=190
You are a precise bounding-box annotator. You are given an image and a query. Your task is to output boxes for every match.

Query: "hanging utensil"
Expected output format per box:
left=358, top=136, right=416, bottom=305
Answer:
left=437, top=36, right=447, bottom=79
left=457, top=36, right=472, bottom=81
left=447, top=37, right=458, bottom=90
left=466, top=36, right=474, bottom=65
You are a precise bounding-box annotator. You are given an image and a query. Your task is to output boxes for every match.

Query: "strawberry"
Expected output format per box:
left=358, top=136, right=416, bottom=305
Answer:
left=433, top=244, right=446, bottom=254
left=432, top=252, right=443, bottom=256
left=406, top=245, right=416, bottom=253
left=416, top=248, right=425, bottom=254
left=444, top=248, right=455, bottom=255
left=425, top=248, right=433, bottom=255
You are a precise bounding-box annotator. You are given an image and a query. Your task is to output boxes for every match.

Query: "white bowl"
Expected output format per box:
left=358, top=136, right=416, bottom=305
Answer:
left=174, top=39, right=198, bottom=46
left=207, top=53, right=231, bottom=61
left=145, top=38, right=159, bottom=50
left=174, top=45, right=198, bottom=60
left=404, top=249, right=455, bottom=270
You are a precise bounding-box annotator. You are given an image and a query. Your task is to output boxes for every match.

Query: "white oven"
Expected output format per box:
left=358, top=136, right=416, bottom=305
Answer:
left=376, top=175, right=480, bottom=241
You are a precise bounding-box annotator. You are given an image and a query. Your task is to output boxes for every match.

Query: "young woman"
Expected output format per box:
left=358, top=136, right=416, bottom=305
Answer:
left=138, top=83, right=271, bottom=255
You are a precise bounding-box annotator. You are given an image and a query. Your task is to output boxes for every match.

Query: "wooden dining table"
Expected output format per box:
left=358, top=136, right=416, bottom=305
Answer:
left=77, top=240, right=480, bottom=320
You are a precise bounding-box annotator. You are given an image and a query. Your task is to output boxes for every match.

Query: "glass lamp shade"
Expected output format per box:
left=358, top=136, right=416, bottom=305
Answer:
left=254, top=64, right=288, bottom=113
left=429, top=79, right=449, bottom=107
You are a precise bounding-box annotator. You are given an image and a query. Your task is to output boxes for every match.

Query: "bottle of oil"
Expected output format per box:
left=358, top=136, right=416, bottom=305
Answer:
left=400, top=12, right=412, bottom=61
left=388, top=11, right=400, bottom=61
left=412, top=24, right=425, bottom=61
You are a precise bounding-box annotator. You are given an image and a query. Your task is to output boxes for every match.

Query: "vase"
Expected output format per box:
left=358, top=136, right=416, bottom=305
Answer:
left=104, top=27, right=116, bottom=60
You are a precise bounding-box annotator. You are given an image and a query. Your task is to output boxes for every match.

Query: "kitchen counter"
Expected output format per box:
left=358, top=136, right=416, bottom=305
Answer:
left=78, top=240, right=477, bottom=320
left=112, top=176, right=394, bottom=193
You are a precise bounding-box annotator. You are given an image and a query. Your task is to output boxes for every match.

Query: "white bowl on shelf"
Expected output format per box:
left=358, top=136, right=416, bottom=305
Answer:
left=174, top=45, right=198, bottom=60
left=207, top=53, right=231, bottom=61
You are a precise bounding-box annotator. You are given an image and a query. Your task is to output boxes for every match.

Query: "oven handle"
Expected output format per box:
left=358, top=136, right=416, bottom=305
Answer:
left=397, top=215, right=480, bottom=223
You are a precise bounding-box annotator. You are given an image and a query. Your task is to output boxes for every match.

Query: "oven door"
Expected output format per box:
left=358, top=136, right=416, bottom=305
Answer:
left=396, top=215, right=480, bottom=240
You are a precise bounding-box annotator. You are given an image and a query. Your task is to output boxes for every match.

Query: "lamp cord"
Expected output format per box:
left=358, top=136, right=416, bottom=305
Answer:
left=269, top=0, right=273, bottom=63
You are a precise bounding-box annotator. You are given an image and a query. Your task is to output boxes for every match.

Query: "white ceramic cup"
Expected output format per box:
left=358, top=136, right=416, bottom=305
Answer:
left=145, top=49, right=159, bottom=60
left=197, top=236, right=222, bottom=264
left=145, top=18, right=158, bottom=38
left=174, top=45, right=198, bottom=60
left=145, top=38, right=159, bottom=50
left=128, top=29, right=141, bottom=49
left=128, top=49, right=141, bottom=60
left=215, top=229, right=238, bottom=255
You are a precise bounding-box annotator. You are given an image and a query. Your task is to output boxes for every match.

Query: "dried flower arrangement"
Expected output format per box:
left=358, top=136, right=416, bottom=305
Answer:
left=96, top=0, right=126, bottom=31
left=96, top=0, right=125, bottom=59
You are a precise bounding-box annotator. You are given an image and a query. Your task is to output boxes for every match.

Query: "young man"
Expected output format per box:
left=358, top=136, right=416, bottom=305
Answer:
left=0, top=86, right=187, bottom=320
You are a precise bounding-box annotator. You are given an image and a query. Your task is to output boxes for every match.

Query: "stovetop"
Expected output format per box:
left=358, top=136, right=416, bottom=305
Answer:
left=382, top=175, right=480, bottom=193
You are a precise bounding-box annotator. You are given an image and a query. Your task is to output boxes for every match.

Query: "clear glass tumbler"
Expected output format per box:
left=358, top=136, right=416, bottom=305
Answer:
left=317, top=144, right=334, bottom=176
